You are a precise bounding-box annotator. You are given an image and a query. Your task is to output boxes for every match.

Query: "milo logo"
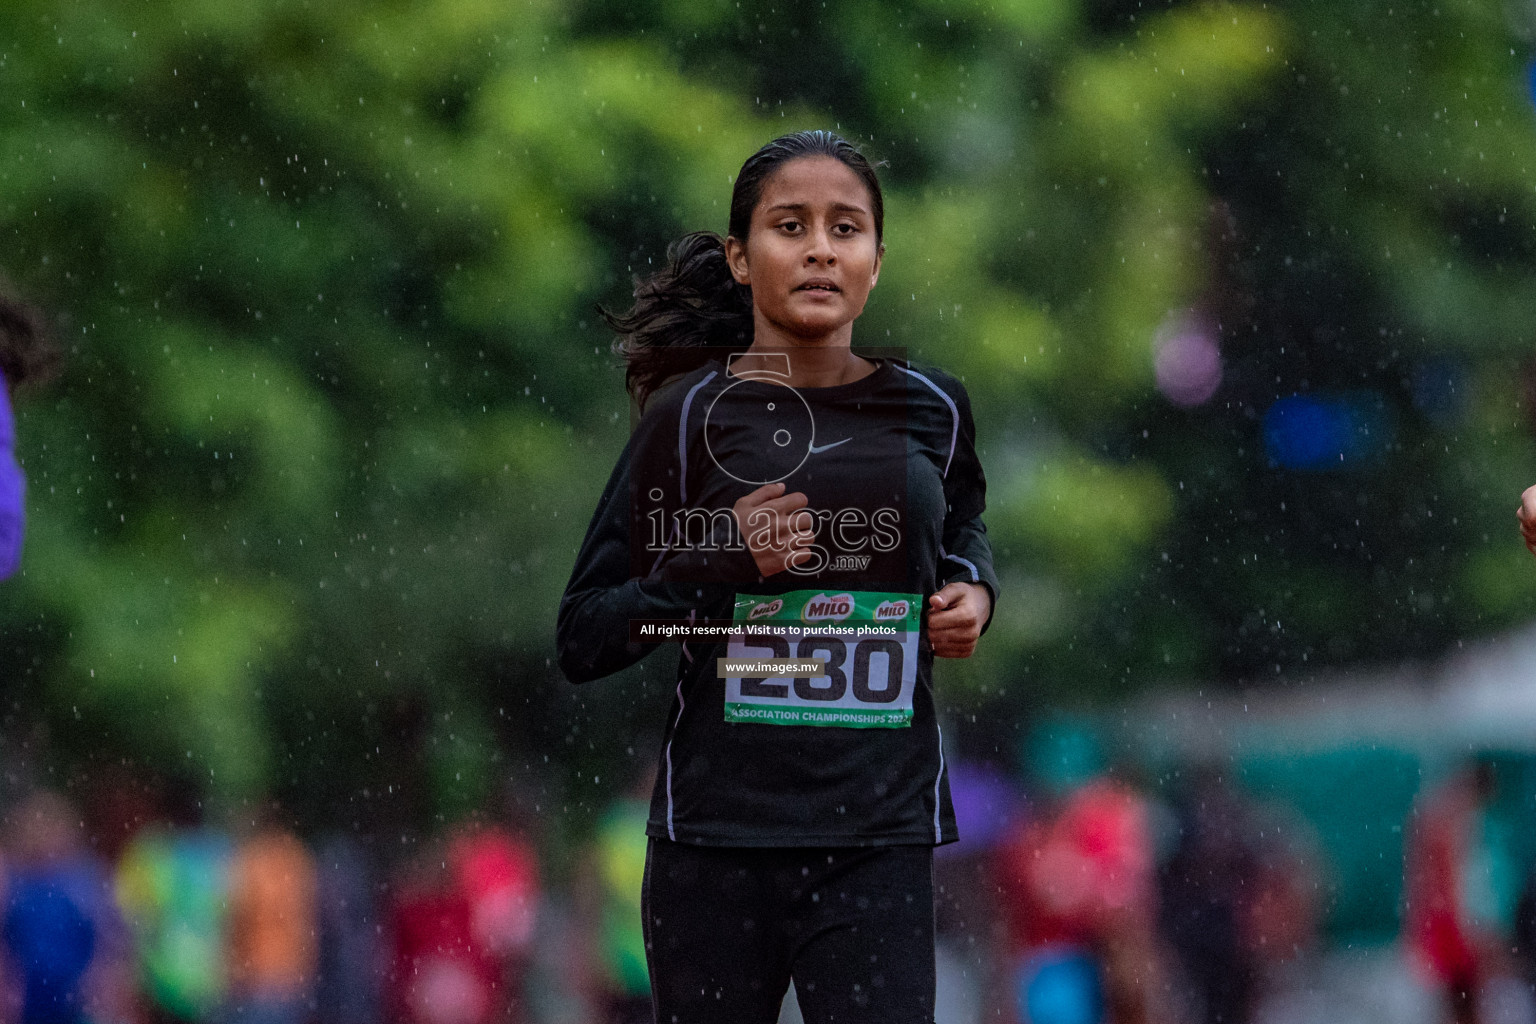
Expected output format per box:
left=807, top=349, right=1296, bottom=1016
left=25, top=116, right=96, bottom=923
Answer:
left=748, top=599, right=783, bottom=621
left=874, top=599, right=910, bottom=622
left=802, top=593, right=855, bottom=623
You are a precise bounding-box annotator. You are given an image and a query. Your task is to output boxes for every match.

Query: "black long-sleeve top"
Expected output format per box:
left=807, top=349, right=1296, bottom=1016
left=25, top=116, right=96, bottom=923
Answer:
left=557, top=356, right=999, bottom=846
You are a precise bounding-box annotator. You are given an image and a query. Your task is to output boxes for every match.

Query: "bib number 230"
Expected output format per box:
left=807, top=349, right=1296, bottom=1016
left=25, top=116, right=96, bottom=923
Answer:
left=724, top=591, right=920, bottom=729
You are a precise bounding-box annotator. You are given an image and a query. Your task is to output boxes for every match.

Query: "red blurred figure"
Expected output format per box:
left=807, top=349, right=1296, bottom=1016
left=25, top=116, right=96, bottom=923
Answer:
left=448, top=828, right=539, bottom=1021
left=385, top=828, right=539, bottom=1024
left=996, top=777, right=1169, bottom=1024
left=386, top=851, right=495, bottom=1024
left=1404, top=761, right=1507, bottom=1024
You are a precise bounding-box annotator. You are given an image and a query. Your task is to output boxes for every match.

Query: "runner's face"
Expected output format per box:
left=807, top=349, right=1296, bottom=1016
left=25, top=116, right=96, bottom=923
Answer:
left=726, top=156, right=883, bottom=346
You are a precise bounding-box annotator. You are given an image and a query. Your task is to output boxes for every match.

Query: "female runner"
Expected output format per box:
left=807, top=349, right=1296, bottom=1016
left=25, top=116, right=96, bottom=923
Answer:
left=558, top=130, right=998, bottom=1024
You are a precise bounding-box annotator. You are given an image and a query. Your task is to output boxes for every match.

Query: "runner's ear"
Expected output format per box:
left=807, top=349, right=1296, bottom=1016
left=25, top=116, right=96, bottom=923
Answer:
left=725, top=236, right=751, bottom=287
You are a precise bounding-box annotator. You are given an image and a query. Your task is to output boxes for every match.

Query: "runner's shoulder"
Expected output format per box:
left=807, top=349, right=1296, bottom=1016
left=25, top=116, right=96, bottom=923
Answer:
left=636, top=359, right=729, bottom=425
left=891, top=360, right=974, bottom=410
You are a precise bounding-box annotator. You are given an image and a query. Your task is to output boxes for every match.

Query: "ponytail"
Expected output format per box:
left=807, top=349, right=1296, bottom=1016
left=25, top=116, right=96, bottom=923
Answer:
left=602, top=231, right=752, bottom=410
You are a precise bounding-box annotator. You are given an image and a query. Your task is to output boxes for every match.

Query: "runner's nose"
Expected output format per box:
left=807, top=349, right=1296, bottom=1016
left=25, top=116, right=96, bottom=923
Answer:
left=806, top=227, right=836, bottom=265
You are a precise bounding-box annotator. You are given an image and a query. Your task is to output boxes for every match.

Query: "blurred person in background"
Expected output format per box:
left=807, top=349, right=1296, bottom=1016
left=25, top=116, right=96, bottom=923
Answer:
left=1159, top=769, right=1321, bottom=1024
left=573, top=775, right=652, bottom=1024
left=1404, top=758, right=1532, bottom=1024
left=1231, top=802, right=1322, bottom=1017
left=2, top=790, right=126, bottom=1024
left=314, top=834, right=382, bottom=1024
left=0, top=281, right=58, bottom=582
left=116, top=775, right=231, bottom=1024
left=994, top=720, right=1172, bottom=1024
left=222, top=802, right=318, bottom=1024
left=446, top=823, right=540, bottom=1023
left=384, top=840, right=498, bottom=1024
left=1159, top=768, right=1259, bottom=1024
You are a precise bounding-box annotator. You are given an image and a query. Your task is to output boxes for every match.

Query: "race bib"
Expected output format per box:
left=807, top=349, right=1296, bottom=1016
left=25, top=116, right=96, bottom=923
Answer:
left=724, top=590, right=921, bottom=728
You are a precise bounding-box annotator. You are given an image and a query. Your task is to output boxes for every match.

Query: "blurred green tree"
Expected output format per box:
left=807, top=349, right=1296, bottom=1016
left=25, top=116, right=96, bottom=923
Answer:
left=1, top=0, right=1533, bottom=830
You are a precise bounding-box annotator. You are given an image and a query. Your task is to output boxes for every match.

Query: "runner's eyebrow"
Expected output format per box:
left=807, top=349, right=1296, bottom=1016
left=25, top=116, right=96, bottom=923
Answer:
left=764, top=202, right=871, bottom=216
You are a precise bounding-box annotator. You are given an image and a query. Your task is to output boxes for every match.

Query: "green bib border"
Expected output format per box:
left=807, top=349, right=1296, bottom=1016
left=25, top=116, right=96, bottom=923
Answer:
left=732, top=589, right=922, bottom=632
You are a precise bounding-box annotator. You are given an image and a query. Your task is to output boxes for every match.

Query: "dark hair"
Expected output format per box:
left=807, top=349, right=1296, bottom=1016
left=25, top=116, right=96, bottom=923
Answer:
left=0, top=283, right=58, bottom=394
left=603, top=130, right=885, bottom=409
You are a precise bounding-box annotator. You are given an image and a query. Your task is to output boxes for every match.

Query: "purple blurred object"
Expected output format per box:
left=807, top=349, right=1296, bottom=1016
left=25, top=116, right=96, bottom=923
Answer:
left=1153, top=311, right=1222, bottom=408
left=0, top=374, right=23, bottom=580
left=941, top=760, right=1026, bottom=858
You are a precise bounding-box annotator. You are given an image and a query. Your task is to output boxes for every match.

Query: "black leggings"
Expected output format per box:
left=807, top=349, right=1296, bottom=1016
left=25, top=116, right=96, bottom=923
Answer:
left=642, top=839, right=936, bottom=1024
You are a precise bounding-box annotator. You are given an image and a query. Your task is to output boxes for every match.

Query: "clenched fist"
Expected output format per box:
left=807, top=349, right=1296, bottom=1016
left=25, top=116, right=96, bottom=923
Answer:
left=927, top=582, right=991, bottom=659
left=733, top=482, right=816, bottom=577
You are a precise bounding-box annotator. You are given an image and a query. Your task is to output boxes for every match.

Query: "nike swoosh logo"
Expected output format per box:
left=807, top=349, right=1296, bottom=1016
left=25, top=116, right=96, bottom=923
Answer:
left=807, top=437, right=852, bottom=454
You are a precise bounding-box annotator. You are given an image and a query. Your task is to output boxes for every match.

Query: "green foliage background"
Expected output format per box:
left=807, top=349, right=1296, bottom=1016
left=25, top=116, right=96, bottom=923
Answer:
left=3, top=0, right=1535, bottom=832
